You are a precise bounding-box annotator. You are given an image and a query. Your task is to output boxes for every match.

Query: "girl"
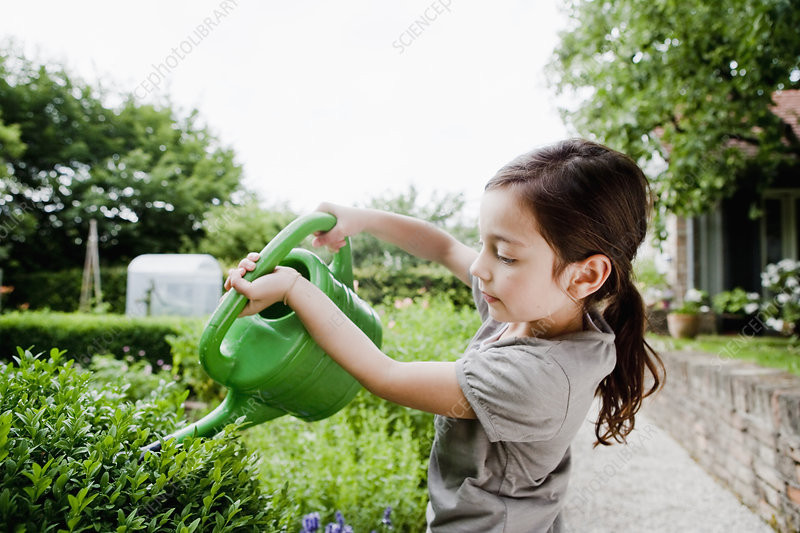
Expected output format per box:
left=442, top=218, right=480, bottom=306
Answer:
left=225, top=139, right=664, bottom=532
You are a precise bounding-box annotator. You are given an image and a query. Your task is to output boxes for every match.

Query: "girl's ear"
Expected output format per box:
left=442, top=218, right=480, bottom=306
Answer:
left=568, top=254, right=612, bottom=300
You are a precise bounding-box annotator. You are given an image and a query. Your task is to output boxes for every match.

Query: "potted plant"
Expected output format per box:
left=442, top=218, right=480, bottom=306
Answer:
left=712, top=287, right=761, bottom=333
left=667, top=288, right=708, bottom=339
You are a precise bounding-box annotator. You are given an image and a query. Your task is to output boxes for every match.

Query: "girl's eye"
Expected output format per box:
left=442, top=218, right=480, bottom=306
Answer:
left=496, top=254, right=516, bottom=265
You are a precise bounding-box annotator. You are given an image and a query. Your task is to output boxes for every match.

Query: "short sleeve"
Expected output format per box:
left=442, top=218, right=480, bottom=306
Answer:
left=455, top=346, right=569, bottom=443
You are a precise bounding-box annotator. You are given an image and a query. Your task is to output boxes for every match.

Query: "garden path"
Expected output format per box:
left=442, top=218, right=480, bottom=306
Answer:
left=562, top=403, right=773, bottom=532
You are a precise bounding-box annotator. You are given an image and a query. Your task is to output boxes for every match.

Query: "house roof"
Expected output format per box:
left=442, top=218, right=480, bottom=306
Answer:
left=772, top=89, right=800, bottom=140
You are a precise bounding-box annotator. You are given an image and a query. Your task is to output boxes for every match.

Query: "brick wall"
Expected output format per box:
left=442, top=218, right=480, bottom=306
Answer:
left=646, top=350, right=800, bottom=531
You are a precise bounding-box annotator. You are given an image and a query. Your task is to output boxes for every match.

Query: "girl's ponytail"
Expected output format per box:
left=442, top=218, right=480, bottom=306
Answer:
left=486, top=138, right=665, bottom=446
left=596, top=273, right=663, bottom=445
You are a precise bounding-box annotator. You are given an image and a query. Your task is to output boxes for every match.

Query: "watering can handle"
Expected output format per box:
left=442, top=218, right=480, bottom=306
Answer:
left=199, top=212, right=352, bottom=373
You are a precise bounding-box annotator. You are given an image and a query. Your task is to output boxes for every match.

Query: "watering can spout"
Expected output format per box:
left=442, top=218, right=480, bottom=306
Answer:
left=140, top=391, right=284, bottom=458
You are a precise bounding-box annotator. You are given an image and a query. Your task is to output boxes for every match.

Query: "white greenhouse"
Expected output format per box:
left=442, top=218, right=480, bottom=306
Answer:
left=126, top=254, right=223, bottom=317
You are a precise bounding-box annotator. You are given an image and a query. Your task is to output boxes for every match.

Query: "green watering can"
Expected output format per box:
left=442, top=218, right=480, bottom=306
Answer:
left=142, top=213, right=382, bottom=454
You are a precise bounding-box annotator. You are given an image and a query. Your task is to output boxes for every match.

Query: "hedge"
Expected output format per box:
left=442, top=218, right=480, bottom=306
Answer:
left=0, top=347, right=292, bottom=531
left=352, top=264, right=473, bottom=308
left=2, top=266, right=128, bottom=313
left=2, top=263, right=474, bottom=313
left=0, top=311, right=198, bottom=367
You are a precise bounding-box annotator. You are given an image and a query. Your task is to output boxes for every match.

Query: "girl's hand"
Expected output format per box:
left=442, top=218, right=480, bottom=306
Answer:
left=312, top=202, right=365, bottom=252
left=224, top=252, right=301, bottom=317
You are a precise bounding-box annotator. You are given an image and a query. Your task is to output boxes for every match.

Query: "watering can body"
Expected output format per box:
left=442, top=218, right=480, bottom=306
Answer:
left=142, top=213, right=381, bottom=453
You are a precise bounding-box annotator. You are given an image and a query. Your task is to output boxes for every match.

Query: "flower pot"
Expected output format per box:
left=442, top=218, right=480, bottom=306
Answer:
left=667, top=313, right=700, bottom=339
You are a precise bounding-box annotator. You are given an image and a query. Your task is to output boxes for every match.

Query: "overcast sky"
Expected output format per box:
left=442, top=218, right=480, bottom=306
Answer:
left=1, top=0, right=570, bottom=218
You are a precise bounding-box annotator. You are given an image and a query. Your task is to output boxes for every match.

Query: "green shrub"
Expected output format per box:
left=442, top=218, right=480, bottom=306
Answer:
left=353, top=264, right=473, bottom=308
left=1, top=263, right=472, bottom=314
left=712, top=287, right=760, bottom=315
left=165, top=320, right=226, bottom=405
left=0, top=347, right=293, bottom=532
left=2, top=267, right=128, bottom=313
left=245, top=395, right=426, bottom=532
left=84, top=354, right=179, bottom=403
left=0, top=311, right=200, bottom=367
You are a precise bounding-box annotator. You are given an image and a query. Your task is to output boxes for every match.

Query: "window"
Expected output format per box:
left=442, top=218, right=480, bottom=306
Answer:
left=761, top=190, right=800, bottom=269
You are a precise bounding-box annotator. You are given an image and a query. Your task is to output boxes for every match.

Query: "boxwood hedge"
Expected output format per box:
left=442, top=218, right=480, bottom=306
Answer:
left=0, top=347, right=293, bottom=532
left=0, top=312, right=199, bottom=367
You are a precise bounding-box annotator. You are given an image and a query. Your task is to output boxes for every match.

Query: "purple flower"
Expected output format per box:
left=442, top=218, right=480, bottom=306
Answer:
left=343, top=527, right=353, bottom=533
left=324, top=525, right=340, bottom=533
left=301, top=512, right=320, bottom=533
left=336, top=511, right=345, bottom=528
left=382, top=506, right=393, bottom=527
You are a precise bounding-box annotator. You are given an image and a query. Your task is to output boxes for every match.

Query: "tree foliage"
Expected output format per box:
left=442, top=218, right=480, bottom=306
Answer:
left=184, top=196, right=298, bottom=265
left=0, top=51, right=244, bottom=273
left=549, top=0, right=800, bottom=231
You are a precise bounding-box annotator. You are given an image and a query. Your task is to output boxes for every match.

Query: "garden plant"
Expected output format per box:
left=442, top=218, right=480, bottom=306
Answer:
left=0, top=295, right=481, bottom=531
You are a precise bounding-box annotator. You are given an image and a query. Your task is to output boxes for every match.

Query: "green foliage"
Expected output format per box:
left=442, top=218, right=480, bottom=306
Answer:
left=0, top=311, right=198, bottom=367
left=0, top=49, right=244, bottom=275
left=183, top=199, right=298, bottom=265
left=549, top=0, right=800, bottom=234
left=712, top=287, right=761, bottom=316
left=85, top=354, right=180, bottom=403
left=3, top=266, right=127, bottom=313
left=633, top=257, right=669, bottom=307
left=670, top=288, right=708, bottom=315
left=164, top=320, right=226, bottom=405
left=354, top=263, right=473, bottom=308
left=0, top=347, right=293, bottom=531
left=652, top=334, right=800, bottom=375
left=245, top=397, right=426, bottom=532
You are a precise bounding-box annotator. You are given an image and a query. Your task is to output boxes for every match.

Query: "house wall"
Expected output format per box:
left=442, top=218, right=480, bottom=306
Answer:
left=665, top=213, right=689, bottom=302
left=646, top=349, right=800, bottom=531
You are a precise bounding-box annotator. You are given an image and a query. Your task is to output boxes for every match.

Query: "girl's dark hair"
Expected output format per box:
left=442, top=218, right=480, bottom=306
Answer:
left=486, top=138, right=664, bottom=446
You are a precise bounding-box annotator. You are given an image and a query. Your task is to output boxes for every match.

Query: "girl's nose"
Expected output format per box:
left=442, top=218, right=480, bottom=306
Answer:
left=469, top=252, right=490, bottom=282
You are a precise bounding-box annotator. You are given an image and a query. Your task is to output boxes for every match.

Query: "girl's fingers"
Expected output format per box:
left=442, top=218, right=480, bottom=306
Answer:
left=225, top=253, right=260, bottom=291
left=227, top=267, right=253, bottom=295
left=240, top=256, right=262, bottom=269
left=312, top=234, right=346, bottom=252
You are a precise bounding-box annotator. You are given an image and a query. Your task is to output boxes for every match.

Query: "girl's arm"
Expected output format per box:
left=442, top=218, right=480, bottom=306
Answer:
left=313, top=203, right=477, bottom=285
left=225, top=262, right=476, bottom=419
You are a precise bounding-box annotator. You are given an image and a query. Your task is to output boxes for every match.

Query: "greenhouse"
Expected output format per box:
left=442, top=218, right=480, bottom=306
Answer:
left=125, top=254, right=223, bottom=317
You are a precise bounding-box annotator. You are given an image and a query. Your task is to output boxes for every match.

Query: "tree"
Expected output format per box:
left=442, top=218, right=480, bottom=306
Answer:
left=0, top=51, right=244, bottom=273
left=548, top=0, right=800, bottom=234
left=184, top=196, right=298, bottom=266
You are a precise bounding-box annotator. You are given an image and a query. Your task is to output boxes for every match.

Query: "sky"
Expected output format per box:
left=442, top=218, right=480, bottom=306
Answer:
left=0, top=0, right=571, bottom=218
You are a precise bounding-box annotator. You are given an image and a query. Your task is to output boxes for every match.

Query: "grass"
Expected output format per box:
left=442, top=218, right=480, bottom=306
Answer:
left=649, top=333, right=800, bottom=376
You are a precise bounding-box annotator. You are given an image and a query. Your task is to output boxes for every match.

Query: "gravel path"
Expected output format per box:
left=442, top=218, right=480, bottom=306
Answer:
left=562, top=403, right=773, bottom=533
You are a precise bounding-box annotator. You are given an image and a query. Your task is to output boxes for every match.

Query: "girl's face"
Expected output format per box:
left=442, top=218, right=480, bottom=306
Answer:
left=469, top=187, right=582, bottom=338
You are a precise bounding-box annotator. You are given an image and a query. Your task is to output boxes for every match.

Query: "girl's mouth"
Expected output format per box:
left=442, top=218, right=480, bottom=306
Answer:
left=482, top=291, right=499, bottom=304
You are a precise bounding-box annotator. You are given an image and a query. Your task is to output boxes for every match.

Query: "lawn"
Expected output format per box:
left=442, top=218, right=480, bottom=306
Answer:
left=649, top=333, right=800, bottom=376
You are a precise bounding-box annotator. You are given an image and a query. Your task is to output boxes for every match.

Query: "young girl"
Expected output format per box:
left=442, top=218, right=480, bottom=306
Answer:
left=225, top=139, right=664, bottom=532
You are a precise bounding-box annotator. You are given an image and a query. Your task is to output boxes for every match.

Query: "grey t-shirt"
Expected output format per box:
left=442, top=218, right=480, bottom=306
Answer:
left=426, top=276, right=616, bottom=532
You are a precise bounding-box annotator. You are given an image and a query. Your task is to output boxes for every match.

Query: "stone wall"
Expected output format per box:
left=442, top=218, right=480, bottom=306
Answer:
left=646, top=350, right=800, bottom=531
